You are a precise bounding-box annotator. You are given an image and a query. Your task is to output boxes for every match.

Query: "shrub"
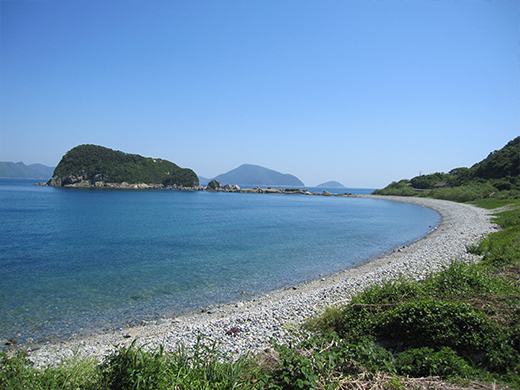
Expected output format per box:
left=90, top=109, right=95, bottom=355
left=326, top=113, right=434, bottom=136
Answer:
left=344, top=341, right=395, bottom=374
left=304, top=306, right=344, bottom=335
left=351, top=277, right=424, bottom=305
left=396, top=346, right=474, bottom=378
left=376, top=300, right=498, bottom=356
left=265, top=343, right=320, bottom=389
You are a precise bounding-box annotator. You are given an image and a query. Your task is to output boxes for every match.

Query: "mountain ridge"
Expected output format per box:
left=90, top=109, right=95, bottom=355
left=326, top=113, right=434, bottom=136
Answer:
left=0, top=161, right=55, bottom=179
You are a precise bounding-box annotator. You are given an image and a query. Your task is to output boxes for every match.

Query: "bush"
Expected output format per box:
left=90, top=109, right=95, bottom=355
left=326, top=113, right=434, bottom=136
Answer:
left=396, top=347, right=474, bottom=378
left=262, top=343, right=320, bottom=389
left=351, top=277, right=424, bottom=305
left=375, top=300, right=497, bottom=356
left=344, top=341, right=395, bottom=374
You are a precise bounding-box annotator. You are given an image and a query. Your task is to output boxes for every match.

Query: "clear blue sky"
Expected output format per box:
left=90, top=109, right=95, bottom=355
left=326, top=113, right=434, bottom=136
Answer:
left=1, top=0, right=518, bottom=188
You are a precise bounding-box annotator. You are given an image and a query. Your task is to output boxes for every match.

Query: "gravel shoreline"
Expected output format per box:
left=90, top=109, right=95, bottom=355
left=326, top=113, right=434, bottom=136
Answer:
left=28, top=195, right=497, bottom=367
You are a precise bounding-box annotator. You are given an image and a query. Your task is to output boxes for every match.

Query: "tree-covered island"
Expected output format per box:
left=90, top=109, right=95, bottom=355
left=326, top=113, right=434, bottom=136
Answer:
left=47, top=144, right=199, bottom=188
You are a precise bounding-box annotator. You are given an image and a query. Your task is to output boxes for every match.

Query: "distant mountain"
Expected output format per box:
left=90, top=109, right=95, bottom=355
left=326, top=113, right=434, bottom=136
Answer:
left=317, top=181, right=345, bottom=188
left=213, top=164, right=304, bottom=186
left=0, top=162, right=55, bottom=179
left=49, top=144, right=198, bottom=187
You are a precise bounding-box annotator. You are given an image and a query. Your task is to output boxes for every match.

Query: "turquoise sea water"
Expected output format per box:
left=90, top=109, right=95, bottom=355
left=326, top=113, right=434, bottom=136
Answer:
left=0, top=179, right=439, bottom=345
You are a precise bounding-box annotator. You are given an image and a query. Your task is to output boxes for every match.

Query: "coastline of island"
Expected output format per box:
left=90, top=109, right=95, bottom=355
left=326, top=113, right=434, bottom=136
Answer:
left=27, top=195, right=497, bottom=368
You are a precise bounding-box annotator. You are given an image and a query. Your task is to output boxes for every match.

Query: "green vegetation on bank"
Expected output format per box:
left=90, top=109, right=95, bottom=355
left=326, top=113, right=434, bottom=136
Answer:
left=1, top=199, right=519, bottom=389
left=373, top=136, right=520, bottom=201
left=50, top=145, right=199, bottom=187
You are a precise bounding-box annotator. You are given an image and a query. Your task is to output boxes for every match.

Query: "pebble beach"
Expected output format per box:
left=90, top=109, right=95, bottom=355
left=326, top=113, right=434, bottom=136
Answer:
left=27, top=195, right=498, bottom=367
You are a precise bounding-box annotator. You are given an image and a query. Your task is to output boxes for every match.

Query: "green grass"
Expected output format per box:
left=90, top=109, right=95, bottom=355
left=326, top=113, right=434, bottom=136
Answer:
left=1, top=337, right=251, bottom=390
left=0, top=351, right=100, bottom=390
left=2, top=199, right=519, bottom=389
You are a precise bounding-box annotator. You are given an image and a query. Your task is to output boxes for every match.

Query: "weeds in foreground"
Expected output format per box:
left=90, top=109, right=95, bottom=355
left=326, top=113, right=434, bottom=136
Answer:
left=98, top=336, right=250, bottom=390
left=0, top=351, right=99, bottom=390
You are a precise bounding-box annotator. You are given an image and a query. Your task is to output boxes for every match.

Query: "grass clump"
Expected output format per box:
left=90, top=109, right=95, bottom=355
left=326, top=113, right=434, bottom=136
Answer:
left=0, top=351, right=99, bottom=390
left=1, top=338, right=250, bottom=390
left=98, top=337, right=250, bottom=390
left=395, top=346, right=475, bottom=378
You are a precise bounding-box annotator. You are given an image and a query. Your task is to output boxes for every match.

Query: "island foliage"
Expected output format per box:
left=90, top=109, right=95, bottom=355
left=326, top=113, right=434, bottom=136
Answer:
left=373, top=136, right=520, bottom=201
left=49, top=145, right=199, bottom=188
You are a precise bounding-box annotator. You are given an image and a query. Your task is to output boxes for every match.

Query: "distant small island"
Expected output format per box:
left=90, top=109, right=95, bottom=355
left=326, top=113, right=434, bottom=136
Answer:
left=317, top=181, right=345, bottom=188
left=47, top=144, right=199, bottom=188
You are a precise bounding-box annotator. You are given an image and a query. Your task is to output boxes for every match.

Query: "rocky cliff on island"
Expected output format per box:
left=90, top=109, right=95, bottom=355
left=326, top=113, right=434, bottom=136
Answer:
left=47, top=145, right=199, bottom=188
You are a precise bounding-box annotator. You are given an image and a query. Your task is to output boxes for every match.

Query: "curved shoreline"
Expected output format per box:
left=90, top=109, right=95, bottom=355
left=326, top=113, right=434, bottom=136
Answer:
left=28, top=196, right=497, bottom=367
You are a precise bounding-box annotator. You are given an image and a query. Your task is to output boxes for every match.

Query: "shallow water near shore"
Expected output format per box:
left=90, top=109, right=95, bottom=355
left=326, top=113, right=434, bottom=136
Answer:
left=0, top=179, right=439, bottom=345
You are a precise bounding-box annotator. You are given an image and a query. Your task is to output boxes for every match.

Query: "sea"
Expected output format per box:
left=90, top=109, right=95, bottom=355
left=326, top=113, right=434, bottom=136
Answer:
left=0, top=179, right=440, bottom=346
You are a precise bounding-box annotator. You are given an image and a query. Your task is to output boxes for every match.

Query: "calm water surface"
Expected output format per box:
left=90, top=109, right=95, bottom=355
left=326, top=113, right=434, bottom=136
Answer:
left=0, top=179, right=439, bottom=345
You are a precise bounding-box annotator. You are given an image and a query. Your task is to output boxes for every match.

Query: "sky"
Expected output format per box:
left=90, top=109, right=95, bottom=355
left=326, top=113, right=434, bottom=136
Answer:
left=1, top=0, right=518, bottom=188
